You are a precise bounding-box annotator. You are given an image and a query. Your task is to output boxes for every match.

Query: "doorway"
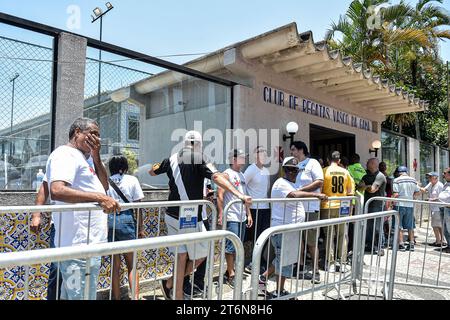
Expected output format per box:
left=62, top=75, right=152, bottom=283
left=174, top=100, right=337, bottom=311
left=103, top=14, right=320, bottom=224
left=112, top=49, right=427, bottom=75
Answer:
left=310, top=124, right=356, bottom=163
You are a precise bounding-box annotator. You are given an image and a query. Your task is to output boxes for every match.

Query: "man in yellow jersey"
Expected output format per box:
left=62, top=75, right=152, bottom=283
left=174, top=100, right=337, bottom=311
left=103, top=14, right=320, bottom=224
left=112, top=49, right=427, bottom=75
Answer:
left=321, top=151, right=354, bottom=272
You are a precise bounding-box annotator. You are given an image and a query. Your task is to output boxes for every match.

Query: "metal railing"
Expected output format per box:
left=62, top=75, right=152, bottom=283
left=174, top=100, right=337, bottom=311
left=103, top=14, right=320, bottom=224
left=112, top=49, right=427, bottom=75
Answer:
left=364, top=197, right=450, bottom=292
left=0, top=200, right=219, bottom=300
left=0, top=229, right=244, bottom=300
left=249, top=210, right=400, bottom=300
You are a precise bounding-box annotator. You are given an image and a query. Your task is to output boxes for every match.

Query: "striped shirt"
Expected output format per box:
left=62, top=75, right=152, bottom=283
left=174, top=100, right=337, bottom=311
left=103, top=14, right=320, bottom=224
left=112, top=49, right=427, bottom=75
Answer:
left=393, top=174, right=420, bottom=208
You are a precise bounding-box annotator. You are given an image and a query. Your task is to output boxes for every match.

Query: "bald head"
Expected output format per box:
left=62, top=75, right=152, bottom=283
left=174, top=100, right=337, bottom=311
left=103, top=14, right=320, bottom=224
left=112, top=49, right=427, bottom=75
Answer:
left=367, top=158, right=379, bottom=174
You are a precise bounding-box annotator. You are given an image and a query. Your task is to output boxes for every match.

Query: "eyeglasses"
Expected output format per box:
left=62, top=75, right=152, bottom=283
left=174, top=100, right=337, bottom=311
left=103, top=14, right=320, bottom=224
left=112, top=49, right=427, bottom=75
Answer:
left=444, top=171, right=450, bottom=175
left=285, top=167, right=299, bottom=173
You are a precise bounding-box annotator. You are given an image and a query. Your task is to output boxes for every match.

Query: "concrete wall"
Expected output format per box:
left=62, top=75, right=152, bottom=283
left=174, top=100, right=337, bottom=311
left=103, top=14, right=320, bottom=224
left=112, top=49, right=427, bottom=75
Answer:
left=231, top=57, right=384, bottom=166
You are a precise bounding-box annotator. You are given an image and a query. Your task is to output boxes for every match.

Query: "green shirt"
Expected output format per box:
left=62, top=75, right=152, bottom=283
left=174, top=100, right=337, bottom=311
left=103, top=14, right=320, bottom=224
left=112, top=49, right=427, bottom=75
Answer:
left=348, top=163, right=367, bottom=185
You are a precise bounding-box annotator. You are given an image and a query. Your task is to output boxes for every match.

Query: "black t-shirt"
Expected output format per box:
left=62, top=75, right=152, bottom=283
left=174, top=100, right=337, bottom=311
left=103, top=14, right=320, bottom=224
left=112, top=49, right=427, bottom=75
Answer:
left=362, top=171, right=387, bottom=211
left=153, top=147, right=218, bottom=219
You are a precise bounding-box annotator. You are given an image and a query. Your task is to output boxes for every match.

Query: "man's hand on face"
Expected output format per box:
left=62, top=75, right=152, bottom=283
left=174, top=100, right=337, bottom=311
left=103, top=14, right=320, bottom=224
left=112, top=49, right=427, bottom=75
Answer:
left=85, top=133, right=101, bottom=156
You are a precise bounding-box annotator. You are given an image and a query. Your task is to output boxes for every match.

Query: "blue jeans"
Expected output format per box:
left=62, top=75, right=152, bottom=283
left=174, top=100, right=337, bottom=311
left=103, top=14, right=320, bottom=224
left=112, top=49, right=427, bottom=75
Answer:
left=365, top=204, right=385, bottom=250
left=108, top=210, right=137, bottom=242
left=47, top=224, right=62, bottom=300
left=60, top=257, right=101, bottom=300
left=225, top=221, right=246, bottom=254
left=441, top=208, right=450, bottom=245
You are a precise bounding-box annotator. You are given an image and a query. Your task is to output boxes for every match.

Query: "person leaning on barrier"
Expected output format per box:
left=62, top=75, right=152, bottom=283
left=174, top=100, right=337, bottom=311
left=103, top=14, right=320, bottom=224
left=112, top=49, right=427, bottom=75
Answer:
left=420, top=172, right=445, bottom=247
left=392, top=166, right=420, bottom=252
left=358, top=158, right=387, bottom=256
left=45, top=118, right=121, bottom=300
left=217, top=149, right=253, bottom=289
left=148, top=131, right=252, bottom=300
left=438, top=168, right=450, bottom=253
left=243, top=146, right=271, bottom=275
left=290, top=141, right=324, bottom=283
left=106, top=154, right=145, bottom=300
left=261, top=157, right=327, bottom=299
left=320, top=151, right=354, bottom=273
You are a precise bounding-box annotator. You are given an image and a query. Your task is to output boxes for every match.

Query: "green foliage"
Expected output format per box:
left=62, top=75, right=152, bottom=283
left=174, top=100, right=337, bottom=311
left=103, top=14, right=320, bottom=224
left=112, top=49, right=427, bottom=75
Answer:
left=327, top=0, right=450, bottom=146
left=122, top=147, right=138, bottom=175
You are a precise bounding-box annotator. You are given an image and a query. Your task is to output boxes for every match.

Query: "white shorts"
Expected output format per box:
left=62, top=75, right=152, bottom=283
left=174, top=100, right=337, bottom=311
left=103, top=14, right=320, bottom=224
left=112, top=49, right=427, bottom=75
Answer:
left=431, top=211, right=444, bottom=228
left=165, top=214, right=209, bottom=261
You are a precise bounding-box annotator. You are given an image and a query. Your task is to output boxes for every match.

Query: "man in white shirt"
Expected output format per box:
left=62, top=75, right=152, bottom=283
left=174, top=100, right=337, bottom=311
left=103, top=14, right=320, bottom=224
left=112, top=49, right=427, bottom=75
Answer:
left=244, top=146, right=271, bottom=274
left=218, top=149, right=253, bottom=289
left=392, top=166, right=420, bottom=252
left=46, top=118, right=120, bottom=300
left=421, top=172, right=445, bottom=247
left=264, top=157, right=327, bottom=298
left=439, top=168, right=450, bottom=253
left=290, top=141, right=323, bottom=280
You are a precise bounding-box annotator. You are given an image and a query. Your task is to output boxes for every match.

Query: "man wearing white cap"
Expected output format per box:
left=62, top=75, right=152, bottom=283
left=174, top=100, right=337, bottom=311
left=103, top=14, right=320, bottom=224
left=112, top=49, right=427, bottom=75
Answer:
left=149, top=131, right=252, bottom=300
left=263, top=157, right=327, bottom=299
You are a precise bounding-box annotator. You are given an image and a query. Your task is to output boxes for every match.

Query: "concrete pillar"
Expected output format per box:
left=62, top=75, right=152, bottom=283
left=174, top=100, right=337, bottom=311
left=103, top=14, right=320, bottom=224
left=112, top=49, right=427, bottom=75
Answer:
left=53, top=32, right=87, bottom=149
left=408, top=137, right=421, bottom=182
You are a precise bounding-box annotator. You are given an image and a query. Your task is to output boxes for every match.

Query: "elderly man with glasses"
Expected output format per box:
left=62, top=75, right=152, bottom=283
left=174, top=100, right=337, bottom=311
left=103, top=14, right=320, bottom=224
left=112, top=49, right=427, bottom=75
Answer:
left=439, top=169, right=450, bottom=253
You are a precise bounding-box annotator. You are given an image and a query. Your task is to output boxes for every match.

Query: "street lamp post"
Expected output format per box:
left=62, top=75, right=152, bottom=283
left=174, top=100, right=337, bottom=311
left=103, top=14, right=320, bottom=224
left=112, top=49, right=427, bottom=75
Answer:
left=91, top=2, right=114, bottom=103
left=9, top=73, right=19, bottom=157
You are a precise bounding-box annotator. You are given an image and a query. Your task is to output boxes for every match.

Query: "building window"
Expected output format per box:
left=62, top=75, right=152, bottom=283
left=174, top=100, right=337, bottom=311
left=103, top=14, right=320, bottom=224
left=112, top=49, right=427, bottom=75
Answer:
left=128, top=114, right=139, bottom=141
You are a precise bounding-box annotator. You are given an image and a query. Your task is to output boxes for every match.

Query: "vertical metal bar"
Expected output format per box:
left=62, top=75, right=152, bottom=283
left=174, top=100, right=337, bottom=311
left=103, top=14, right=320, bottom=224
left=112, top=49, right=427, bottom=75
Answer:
left=172, top=247, right=179, bottom=300
left=50, top=35, right=59, bottom=151
left=420, top=207, right=431, bottom=284
left=388, top=214, right=399, bottom=300
left=24, top=212, right=31, bottom=300
left=84, top=210, right=92, bottom=300
left=56, top=212, right=62, bottom=301
left=131, top=249, right=138, bottom=300
left=109, top=210, right=117, bottom=300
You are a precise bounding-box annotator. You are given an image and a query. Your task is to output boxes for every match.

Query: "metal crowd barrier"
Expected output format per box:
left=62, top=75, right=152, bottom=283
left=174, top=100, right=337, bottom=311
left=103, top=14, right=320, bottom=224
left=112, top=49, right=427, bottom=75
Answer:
left=248, top=210, right=400, bottom=300
left=0, top=200, right=219, bottom=301
left=221, top=197, right=366, bottom=300
left=0, top=229, right=244, bottom=300
left=364, top=197, right=450, bottom=294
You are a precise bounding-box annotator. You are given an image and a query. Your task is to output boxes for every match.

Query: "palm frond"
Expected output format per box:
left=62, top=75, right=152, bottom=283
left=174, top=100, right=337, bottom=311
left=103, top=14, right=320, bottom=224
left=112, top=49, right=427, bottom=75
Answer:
left=384, top=28, right=430, bottom=47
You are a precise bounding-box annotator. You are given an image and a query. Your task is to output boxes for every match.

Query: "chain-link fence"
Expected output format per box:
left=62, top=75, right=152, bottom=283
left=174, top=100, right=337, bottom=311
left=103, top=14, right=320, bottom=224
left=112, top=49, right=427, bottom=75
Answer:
left=84, top=52, right=150, bottom=168
left=0, top=35, right=151, bottom=190
left=0, top=35, right=53, bottom=191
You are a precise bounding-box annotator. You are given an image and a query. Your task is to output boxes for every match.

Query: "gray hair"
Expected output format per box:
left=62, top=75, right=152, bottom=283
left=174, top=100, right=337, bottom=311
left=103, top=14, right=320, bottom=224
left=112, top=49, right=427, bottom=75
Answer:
left=69, top=118, right=99, bottom=140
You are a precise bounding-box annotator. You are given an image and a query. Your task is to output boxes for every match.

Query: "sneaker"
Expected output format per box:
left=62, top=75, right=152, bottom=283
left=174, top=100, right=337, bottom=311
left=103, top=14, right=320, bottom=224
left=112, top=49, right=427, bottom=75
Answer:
left=399, top=244, right=406, bottom=252
left=303, top=271, right=321, bottom=284
left=406, top=244, right=415, bottom=252
left=223, top=273, right=236, bottom=289
left=269, top=289, right=291, bottom=299
left=258, top=275, right=267, bottom=295
left=442, top=247, right=450, bottom=253
left=183, top=282, right=203, bottom=299
left=327, top=263, right=341, bottom=273
left=376, top=249, right=385, bottom=257
left=244, top=263, right=252, bottom=274
left=160, top=279, right=172, bottom=300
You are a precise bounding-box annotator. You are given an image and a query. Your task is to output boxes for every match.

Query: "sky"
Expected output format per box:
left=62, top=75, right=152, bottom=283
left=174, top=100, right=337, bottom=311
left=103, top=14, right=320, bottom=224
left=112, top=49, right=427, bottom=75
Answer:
left=1, top=0, right=449, bottom=65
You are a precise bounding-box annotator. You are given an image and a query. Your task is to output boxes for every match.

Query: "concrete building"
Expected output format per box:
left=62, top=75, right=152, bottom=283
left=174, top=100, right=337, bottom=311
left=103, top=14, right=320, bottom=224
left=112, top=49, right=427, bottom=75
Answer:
left=111, top=23, right=429, bottom=187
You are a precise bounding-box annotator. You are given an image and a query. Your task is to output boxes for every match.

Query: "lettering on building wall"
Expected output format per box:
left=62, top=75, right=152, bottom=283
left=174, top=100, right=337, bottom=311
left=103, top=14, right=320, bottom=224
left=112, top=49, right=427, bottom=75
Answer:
left=263, top=85, right=373, bottom=132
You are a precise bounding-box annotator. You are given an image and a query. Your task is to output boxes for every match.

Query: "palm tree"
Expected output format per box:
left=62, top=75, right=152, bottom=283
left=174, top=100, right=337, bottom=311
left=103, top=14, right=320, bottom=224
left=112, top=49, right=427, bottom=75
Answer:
left=327, top=0, right=450, bottom=137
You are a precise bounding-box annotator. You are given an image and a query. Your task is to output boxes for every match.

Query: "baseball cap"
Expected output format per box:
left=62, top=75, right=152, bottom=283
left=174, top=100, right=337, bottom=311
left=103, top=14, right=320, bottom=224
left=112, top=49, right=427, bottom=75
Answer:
left=282, top=157, right=299, bottom=168
left=184, top=131, right=202, bottom=144
left=331, top=151, right=341, bottom=160
left=228, top=149, right=247, bottom=158
left=397, top=166, right=408, bottom=173
left=426, top=172, right=439, bottom=177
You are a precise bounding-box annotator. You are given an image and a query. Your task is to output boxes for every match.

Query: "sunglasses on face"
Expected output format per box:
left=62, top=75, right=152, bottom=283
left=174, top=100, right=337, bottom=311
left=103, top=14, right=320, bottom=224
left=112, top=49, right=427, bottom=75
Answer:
left=285, top=167, right=299, bottom=173
left=444, top=172, right=450, bottom=175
